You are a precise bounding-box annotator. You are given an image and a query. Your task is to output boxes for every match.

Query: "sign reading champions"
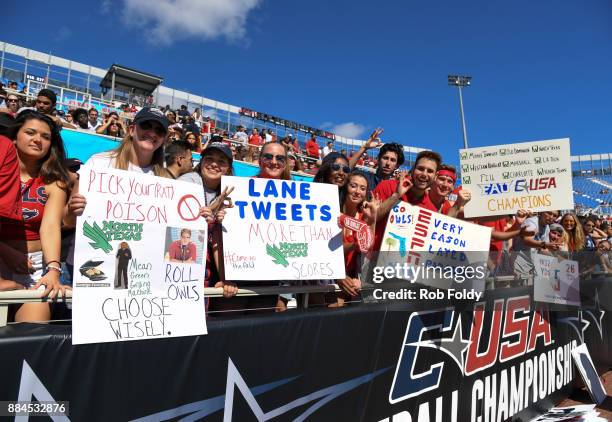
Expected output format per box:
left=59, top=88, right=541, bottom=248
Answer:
left=460, top=138, right=573, bottom=218
left=221, top=176, right=345, bottom=280
left=72, top=166, right=208, bottom=345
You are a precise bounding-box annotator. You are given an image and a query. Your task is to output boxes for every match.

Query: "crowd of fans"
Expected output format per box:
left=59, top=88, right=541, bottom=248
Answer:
left=0, top=90, right=611, bottom=323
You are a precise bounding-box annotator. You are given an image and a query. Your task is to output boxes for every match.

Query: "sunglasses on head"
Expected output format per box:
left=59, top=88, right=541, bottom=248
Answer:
left=331, top=163, right=351, bottom=173
left=138, top=121, right=166, bottom=136
left=261, top=153, right=287, bottom=164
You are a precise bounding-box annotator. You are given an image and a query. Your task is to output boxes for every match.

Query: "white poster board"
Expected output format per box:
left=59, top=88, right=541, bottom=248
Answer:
left=377, top=202, right=491, bottom=292
left=532, top=251, right=580, bottom=306
left=72, top=166, right=208, bottom=345
left=571, top=344, right=607, bottom=405
left=460, top=138, right=573, bottom=218
left=221, top=176, right=345, bottom=280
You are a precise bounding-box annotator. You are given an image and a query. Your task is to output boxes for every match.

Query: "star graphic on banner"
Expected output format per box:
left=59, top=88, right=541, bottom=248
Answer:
left=559, top=311, right=590, bottom=344
left=414, top=314, right=470, bottom=374
left=584, top=289, right=605, bottom=339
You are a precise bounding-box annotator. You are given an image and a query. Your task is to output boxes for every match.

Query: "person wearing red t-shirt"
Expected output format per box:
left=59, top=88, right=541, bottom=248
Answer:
left=0, top=134, right=23, bottom=291
left=305, top=134, right=320, bottom=159
left=247, top=128, right=262, bottom=162
left=372, top=150, right=441, bottom=250
left=428, top=164, right=472, bottom=218
left=167, top=228, right=197, bottom=262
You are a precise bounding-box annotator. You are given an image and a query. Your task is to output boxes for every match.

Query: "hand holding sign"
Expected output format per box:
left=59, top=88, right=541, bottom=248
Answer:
left=456, top=188, right=472, bottom=208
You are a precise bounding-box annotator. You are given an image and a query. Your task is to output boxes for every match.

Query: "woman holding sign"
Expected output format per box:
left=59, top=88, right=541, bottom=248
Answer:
left=179, top=142, right=238, bottom=302
left=335, top=171, right=379, bottom=305
left=0, top=110, right=71, bottom=321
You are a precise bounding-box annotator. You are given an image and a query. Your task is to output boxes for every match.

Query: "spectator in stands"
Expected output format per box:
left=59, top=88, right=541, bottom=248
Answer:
left=247, top=128, right=262, bottom=162
left=512, top=211, right=560, bottom=277
left=373, top=150, right=441, bottom=249
left=305, top=133, right=320, bottom=159
left=0, top=129, right=23, bottom=292
left=88, top=108, right=100, bottom=131
left=313, top=152, right=351, bottom=188
left=350, top=134, right=404, bottom=191
left=334, top=171, right=379, bottom=305
left=164, top=141, right=194, bottom=179
left=232, top=125, right=248, bottom=144
left=586, top=240, right=612, bottom=274
left=263, top=128, right=273, bottom=143
left=184, top=131, right=202, bottom=152
left=547, top=223, right=569, bottom=253
left=289, top=133, right=300, bottom=153
left=210, top=127, right=224, bottom=143
left=96, top=112, right=126, bottom=137
left=561, top=213, right=586, bottom=252
left=427, top=164, right=471, bottom=217
left=35, top=89, right=74, bottom=129
left=182, top=115, right=200, bottom=137
left=288, top=152, right=304, bottom=172
left=583, top=217, right=599, bottom=250
left=72, top=108, right=90, bottom=131
left=69, top=107, right=168, bottom=182
left=322, top=141, right=334, bottom=158
left=0, top=94, right=20, bottom=116
left=177, top=104, right=190, bottom=122
left=258, top=141, right=291, bottom=180
left=179, top=142, right=236, bottom=303
left=0, top=110, right=71, bottom=320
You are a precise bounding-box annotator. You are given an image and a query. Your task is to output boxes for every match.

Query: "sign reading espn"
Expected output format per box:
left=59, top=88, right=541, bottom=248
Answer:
left=460, top=139, right=573, bottom=218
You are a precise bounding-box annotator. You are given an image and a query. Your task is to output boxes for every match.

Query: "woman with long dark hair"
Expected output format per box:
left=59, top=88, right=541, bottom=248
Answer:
left=313, top=151, right=351, bottom=188
left=0, top=110, right=71, bottom=321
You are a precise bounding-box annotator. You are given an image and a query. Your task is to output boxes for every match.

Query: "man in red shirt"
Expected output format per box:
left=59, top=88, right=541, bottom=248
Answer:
left=428, top=164, right=471, bottom=217
left=305, top=134, right=320, bottom=159
left=0, top=134, right=24, bottom=291
left=247, top=128, right=262, bottom=162
left=167, top=229, right=197, bottom=262
left=372, top=150, right=441, bottom=250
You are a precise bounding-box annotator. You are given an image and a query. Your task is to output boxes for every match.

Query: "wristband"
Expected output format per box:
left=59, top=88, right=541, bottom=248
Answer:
left=46, top=264, right=62, bottom=273
left=46, top=260, right=61, bottom=267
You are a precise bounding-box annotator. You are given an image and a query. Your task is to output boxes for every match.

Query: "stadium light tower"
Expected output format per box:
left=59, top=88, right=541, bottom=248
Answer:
left=448, top=74, right=471, bottom=149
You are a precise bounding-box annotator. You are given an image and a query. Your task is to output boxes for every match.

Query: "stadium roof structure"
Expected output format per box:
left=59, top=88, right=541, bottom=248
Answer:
left=100, top=64, right=163, bottom=97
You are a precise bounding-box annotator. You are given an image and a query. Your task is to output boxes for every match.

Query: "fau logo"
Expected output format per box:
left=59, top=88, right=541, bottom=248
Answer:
left=389, top=297, right=552, bottom=403
left=479, top=177, right=556, bottom=196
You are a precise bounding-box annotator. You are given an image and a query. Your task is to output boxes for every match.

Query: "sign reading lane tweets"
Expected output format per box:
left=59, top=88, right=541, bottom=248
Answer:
left=460, top=138, right=573, bottom=218
left=221, top=176, right=345, bottom=280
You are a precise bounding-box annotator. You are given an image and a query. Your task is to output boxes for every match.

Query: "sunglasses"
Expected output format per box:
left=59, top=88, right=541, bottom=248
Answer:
left=138, top=121, right=167, bottom=136
left=261, top=153, right=287, bottom=164
left=7, top=98, right=18, bottom=103
left=331, top=163, right=351, bottom=173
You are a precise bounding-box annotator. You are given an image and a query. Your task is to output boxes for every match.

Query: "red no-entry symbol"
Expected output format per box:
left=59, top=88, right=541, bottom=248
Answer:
left=177, top=194, right=202, bottom=221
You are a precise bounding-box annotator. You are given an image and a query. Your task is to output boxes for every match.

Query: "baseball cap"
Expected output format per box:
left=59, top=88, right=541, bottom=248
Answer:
left=201, top=141, right=233, bottom=164
left=133, top=107, right=169, bottom=131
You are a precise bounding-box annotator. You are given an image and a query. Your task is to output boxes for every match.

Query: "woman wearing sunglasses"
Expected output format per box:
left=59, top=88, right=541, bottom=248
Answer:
left=313, top=152, right=351, bottom=188
left=257, top=141, right=291, bottom=180
left=0, top=110, right=71, bottom=321
left=67, top=108, right=170, bottom=219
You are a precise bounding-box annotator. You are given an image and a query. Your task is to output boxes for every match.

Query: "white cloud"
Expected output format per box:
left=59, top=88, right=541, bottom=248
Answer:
left=121, top=0, right=262, bottom=46
left=327, top=122, right=367, bottom=139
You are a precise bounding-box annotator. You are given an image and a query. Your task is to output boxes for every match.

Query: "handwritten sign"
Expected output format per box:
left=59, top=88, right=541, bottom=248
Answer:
left=378, top=202, right=491, bottom=292
left=532, top=251, right=580, bottom=306
left=72, top=166, right=208, bottom=345
left=460, top=138, right=573, bottom=218
left=221, top=176, right=345, bottom=280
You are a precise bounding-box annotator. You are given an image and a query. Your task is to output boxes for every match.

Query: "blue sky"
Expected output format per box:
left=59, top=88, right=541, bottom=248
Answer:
left=4, top=0, right=612, bottom=163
